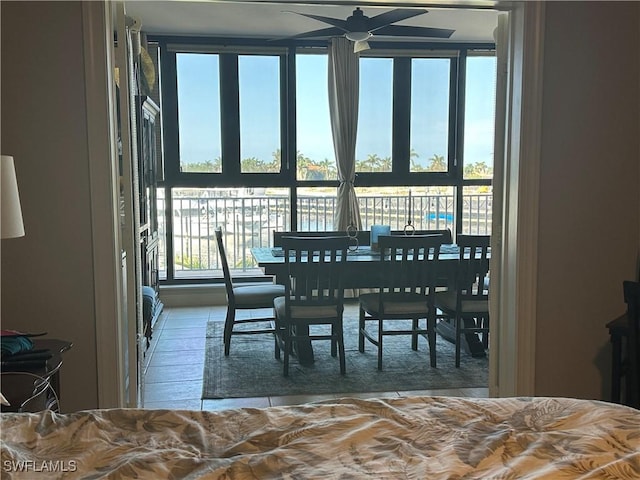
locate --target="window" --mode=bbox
[239,55,281,173]
[410,58,451,172]
[156,39,495,283]
[356,57,393,173]
[296,54,336,180]
[176,53,221,173]
[463,56,497,180]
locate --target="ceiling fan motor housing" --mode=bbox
[347,8,370,33]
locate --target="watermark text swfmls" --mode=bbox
[3,460,78,473]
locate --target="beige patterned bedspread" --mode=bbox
[1,396,639,479]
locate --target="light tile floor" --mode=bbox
[142,301,489,411]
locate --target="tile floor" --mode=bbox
[142,301,489,411]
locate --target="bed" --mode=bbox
[1,396,639,479]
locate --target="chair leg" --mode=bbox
[377,317,384,371]
[338,323,346,375]
[223,307,236,356]
[331,324,337,357]
[274,333,280,360]
[283,325,291,377]
[482,316,489,349]
[455,315,462,368]
[427,316,437,368]
[358,306,366,352]
[411,317,419,350]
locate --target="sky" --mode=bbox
[176,52,496,168]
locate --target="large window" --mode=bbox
[410,58,451,172]
[296,54,336,181]
[176,53,222,173]
[156,39,495,283]
[463,55,497,180]
[356,57,393,173]
[239,55,281,173]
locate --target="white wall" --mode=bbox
[1,1,103,411]
[535,1,640,399]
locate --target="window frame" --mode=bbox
[152,36,495,283]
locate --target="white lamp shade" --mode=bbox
[1,155,25,239]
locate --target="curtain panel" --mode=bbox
[328,37,362,230]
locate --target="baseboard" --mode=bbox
[158,284,227,307]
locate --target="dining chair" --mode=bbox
[622,280,639,409]
[273,235,350,376]
[358,234,446,370]
[434,234,490,367]
[215,227,286,356]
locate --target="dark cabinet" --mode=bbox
[136,96,163,349]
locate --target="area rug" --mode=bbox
[203,310,488,399]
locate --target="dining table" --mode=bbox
[251,243,462,288]
[250,242,487,365]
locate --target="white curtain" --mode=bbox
[328,37,362,230]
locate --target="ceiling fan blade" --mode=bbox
[282,26,346,40]
[286,11,348,32]
[373,24,455,39]
[368,9,428,31]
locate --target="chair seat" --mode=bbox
[234,284,286,308]
[274,296,340,319]
[360,292,429,315]
[435,291,488,314]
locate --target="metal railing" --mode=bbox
[159,192,492,279]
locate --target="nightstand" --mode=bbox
[1,338,72,412]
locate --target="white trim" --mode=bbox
[487,11,508,397]
[82,0,125,408]
[493,0,545,397]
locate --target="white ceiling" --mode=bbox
[124,0,500,43]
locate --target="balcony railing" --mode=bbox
[158,193,492,279]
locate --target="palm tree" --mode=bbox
[364,153,381,172]
[241,157,266,173]
[317,158,335,179]
[428,154,447,172]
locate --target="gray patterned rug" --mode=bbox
[202,307,488,399]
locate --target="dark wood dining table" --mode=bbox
[251,244,462,289]
[251,242,487,365]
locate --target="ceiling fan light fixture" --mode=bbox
[353,40,370,53]
[345,31,371,42]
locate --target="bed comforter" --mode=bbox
[1,396,639,479]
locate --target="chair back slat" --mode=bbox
[378,234,445,296]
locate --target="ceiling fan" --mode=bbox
[284,7,455,52]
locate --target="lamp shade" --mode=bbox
[1,155,25,239]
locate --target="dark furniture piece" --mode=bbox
[215,227,285,356]
[274,235,350,376]
[358,234,446,370]
[263,228,455,290]
[606,312,629,404]
[136,95,163,349]
[1,338,72,412]
[434,235,491,367]
[273,229,452,249]
[622,280,639,409]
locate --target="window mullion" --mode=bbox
[392,58,411,176]
[220,53,241,177]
